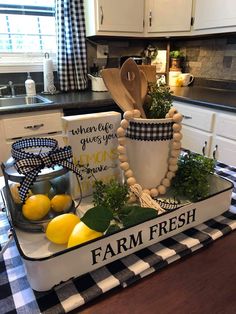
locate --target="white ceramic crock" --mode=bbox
[125,117,173,189]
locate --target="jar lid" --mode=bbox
[3,157,68,183]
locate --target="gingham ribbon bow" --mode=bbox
[11,138,80,202]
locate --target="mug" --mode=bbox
[179,73,194,86]
[169,71,182,87]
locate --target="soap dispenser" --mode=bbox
[25,72,36,96]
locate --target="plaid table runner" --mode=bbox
[0,162,236,314]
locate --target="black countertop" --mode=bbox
[171,85,236,113]
[0,91,118,115]
[0,83,236,116]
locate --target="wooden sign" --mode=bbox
[61,111,122,198]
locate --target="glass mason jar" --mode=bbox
[2,156,75,232]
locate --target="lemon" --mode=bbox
[46,213,80,244]
[22,194,51,221]
[10,183,32,204]
[51,194,73,212]
[67,221,103,248]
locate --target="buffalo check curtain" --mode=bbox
[56,0,88,91]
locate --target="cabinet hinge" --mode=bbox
[143,19,145,28]
[191,17,194,26]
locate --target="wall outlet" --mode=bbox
[97,44,109,59]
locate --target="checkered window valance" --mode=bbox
[56,0,88,91]
[126,121,173,141]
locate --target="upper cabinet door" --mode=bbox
[96,0,144,33]
[194,0,236,30]
[146,0,193,33]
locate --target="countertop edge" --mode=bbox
[0,88,236,115]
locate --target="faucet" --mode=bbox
[0,85,8,97]
[8,81,16,97]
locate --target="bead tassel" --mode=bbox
[130,184,165,214]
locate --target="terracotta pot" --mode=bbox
[170,58,181,71]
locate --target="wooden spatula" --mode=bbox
[120,58,147,118]
[101,68,135,113]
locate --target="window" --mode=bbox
[0,0,56,73]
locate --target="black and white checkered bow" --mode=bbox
[11,138,81,203]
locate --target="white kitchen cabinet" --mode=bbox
[211,113,236,167]
[211,136,236,167]
[215,113,236,141]
[174,100,236,167]
[181,125,212,156]
[173,101,215,156]
[0,110,64,172]
[84,0,236,38]
[84,0,144,37]
[194,0,236,32]
[146,0,193,34]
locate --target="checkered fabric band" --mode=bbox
[56,0,88,91]
[126,121,173,141]
[11,138,81,203]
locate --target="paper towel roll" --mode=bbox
[43,53,55,93]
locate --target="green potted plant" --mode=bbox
[169,50,184,71]
[144,83,173,119]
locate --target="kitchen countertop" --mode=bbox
[0,83,236,115]
[0,90,118,115]
[171,85,236,112]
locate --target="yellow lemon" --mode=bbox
[46,213,80,244]
[10,183,32,204]
[176,77,183,87]
[22,194,51,221]
[67,221,103,248]
[50,194,73,212]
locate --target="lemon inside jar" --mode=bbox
[22,194,51,221]
[51,194,73,212]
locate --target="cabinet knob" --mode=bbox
[149,10,152,27]
[202,141,207,156]
[213,144,218,159]
[24,123,44,130]
[100,6,104,25]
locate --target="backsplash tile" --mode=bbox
[2,34,236,91]
[87,34,236,82]
[174,35,236,81]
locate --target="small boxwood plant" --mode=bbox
[144,82,173,119]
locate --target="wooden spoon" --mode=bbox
[101,68,135,113]
[140,70,148,105]
[120,58,147,118]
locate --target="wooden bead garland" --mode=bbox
[116,107,183,199]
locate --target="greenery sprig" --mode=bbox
[144,83,173,119]
[171,151,216,202]
[81,179,157,234]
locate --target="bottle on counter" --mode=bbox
[25,72,36,96]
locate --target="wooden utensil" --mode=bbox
[101,68,135,113]
[120,58,147,118]
[140,70,148,105]
[137,65,157,83]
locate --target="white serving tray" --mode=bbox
[3,174,233,292]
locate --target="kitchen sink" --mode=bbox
[0,95,53,107]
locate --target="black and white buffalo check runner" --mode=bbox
[0,162,236,313]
